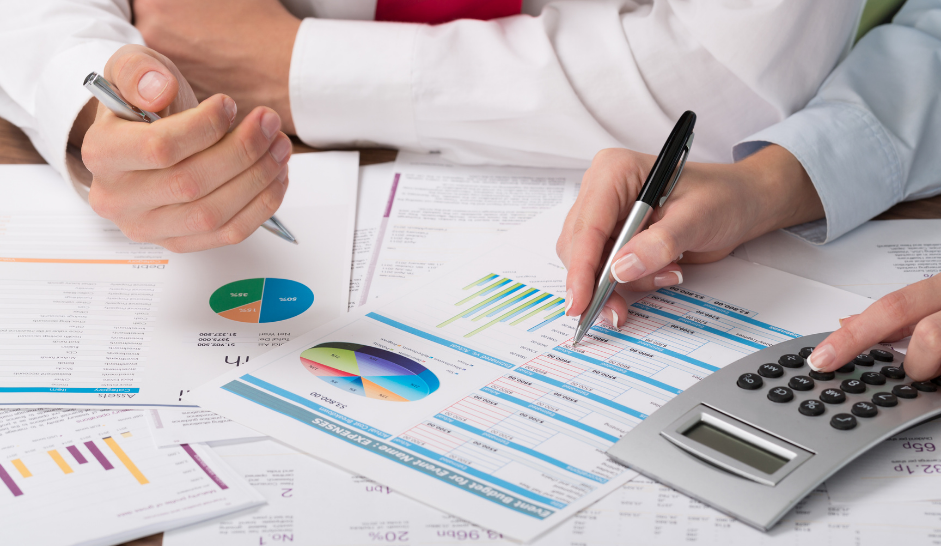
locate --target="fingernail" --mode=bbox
[612,253,646,283]
[223,97,237,123]
[276,165,288,183]
[838,315,856,327]
[270,138,291,164]
[564,289,574,315]
[138,71,169,102]
[807,344,835,372]
[261,111,281,140]
[603,306,619,331]
[654,271,683,287]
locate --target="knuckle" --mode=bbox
[648,228,679,261]
[915,319,941,352]
[143,134,178,169]
[167,169,202,202]
[260,184,285,214]
[87,184,115,218]
[185,203,223,233]
[879,290,910,325]
[162,238,186,254]
[220,223,251,246]
[234,129,265,167]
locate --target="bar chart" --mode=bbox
[437,273,565,338]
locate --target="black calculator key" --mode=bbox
[871,349,894,362]
[757,363,784,378]
[799,399,825,416]
[737,373,763,390]
[861,372,886,386]
[851,401,878,418]
[788,376,814,391]
[872,392,898,407]
[931,377,941,386]
[837,362,856,374]
[914,381,939,392]
[819,388,846,404]
[799,347,815,359]
[768,386,794,403]
[779,354,804,368]
[881,366,905,380]
[892,385,918,399]
[830,413,857,430]
[854,354,875,367]
[841,379,866,394]
[809,370,835,381]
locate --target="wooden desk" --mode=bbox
[1,114,938,546]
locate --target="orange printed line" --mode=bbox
[10,459,31,478]
[0,258,168,265]
[48,450,73,474]
[103,437,148,485]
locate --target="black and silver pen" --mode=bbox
[83,71,298,245]
[572,111,696,346]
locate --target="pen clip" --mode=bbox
[658,132,694,208]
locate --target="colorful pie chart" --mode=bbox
[210,278,313,323]
[300,342,440,402]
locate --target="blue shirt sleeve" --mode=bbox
[732,0,941,244]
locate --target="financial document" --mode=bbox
[0,408,263,546]
[188,207,873,541]
[146,409,265,447]
[737,220,941,299]
[0,153,358,407]
[358,152,583,303]
[349,163,395,310]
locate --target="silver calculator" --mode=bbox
[606,332,941,531]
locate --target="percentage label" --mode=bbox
[369,531,409,542]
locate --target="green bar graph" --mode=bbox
[438,282,523,328]
[510,297,563,326]
[463,273,498,290]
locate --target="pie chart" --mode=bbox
[300,342,440,402]
[210,278,313,323]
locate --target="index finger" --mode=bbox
[808,275,941,372]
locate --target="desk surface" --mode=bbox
[1,116,938,546]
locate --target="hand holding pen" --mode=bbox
[79,45,295,252]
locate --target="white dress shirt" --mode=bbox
[733,0,941,244]
[0,0,863,188]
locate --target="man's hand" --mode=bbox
[134,0,302,134]
[82,45,292,252]
[808,275,941,380]
[556,145,824,327]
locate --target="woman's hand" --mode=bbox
[808,275,941,380]
[556,145,823,327]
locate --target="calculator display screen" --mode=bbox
[683,421,789,474]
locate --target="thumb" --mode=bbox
[103,44,180,114]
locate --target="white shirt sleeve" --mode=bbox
[0,0,143,183]
[732,0,941,244]
[289,0,864,167]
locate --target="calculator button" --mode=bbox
[809,370,835,381]
[881,366,905,380]
[799,347,815,359]
[840,379,866,394]
[837,362,856,374]
[768,386,794,403]
[819,388,846,404]
[737,373,763,390]
[788,376,814,391]
[830,414,857,430]
[931,377,941,387]
[914,381,939,392]
[861,372,886,386]
[871,349,894,362]
[872,392,898,407]
[892,385,918,399]
[779,354,804,368]
[851,401,878,418]
[854,354,875,367]
[757,363,784,378]
[799,400,825,416]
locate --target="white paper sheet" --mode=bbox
[738,220,941,299]
[187,206,874,541]
[825,418,941,504]
[146,409,265,447]
[358,152,584,303]
[0,153,358,407]
[0,408,264,546]
[349,163,396,310]
[165,439,941,546]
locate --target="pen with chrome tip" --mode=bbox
[82,72,298,245]
[571,111,696,347]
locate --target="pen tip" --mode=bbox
[291,239,299,245]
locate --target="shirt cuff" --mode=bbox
[35,40,128,184]
[290,17,421,149]
[732,101,902,244]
